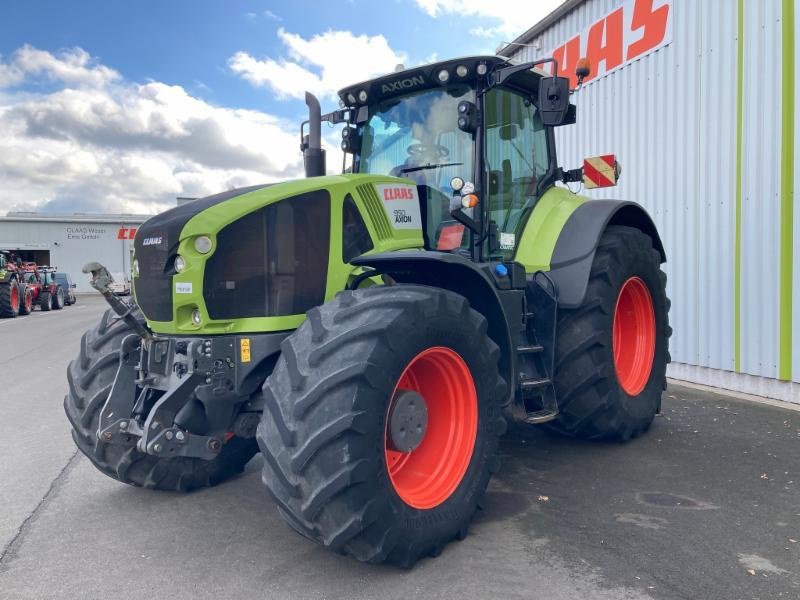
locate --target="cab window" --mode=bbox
[483,87,550,258]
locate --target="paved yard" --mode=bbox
[1,295,798,599]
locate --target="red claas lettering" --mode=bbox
[627,0,670,60]
[383,187,414,201]
[550,0,671,86]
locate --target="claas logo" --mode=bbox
[117,227,137,240]
[550,0,672,87]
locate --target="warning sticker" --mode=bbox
[240,338,251,363]
[175,282,192,294]
[375,184,422,230]
[500,232,516,250]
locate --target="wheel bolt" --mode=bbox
[165,431,174,440]
[119,421,128,430]
[153,444,162,453]
[176,431,185,441]
[102,432,112,441]
[208,439,221,452]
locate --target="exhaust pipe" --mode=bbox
[303,92,326,178]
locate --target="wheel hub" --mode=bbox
[387,389,428,453]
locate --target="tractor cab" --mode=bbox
[316,56,583,262]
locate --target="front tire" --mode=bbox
[258,285,507,566]
[19,286,33,315]
[549,225,671,441]
[40,290,52,311]
[65,308,259,491]
[52,287,65,310]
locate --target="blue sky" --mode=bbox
[0,0,560,214]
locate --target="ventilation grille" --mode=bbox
[356,184,392,241]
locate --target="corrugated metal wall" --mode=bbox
[508,0,799,398]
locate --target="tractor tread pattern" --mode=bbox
[0,280,19,318]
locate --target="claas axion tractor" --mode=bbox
[66,55,670,566]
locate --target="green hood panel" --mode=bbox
[134,174,424,335]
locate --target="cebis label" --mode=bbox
[375,184,422,230]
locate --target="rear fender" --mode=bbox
[350,251,514,402]
[549,200,666,308]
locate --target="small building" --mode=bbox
[0,212,149,293]
[501,0,799,403]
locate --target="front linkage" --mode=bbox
[84,262,286,460]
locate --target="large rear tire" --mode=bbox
[0,280,20,318]
[65,308,259,491]
[258,285,507,566]
[549,225,671,441]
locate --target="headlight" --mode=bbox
[437,69,450,83]
[132,259,139,277]
[456,64,468,78]
[191,309,202,325]
[476,62,488,76]
[194,236,213,254]
[358,89,368,103]
[174,255,186,273]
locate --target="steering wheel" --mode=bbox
[407,143,449,159]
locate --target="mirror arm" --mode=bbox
[492,57,560,87]
[450,208,480,235]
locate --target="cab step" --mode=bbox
[519,377,551,390]
[516,344,544,354]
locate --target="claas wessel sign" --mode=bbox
[549,0,673,86]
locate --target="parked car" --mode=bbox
[53,272,77,305]
[108,272,131,296]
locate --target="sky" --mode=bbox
[0,0,561,215]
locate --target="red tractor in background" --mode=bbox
[21,264,66,312]
[0,251,33,317]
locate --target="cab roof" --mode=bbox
[337,55,549,109]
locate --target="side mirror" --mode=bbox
[538,76,571,126]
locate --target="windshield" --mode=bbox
[356,85,475,250]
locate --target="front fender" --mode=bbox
[350,251,514,402]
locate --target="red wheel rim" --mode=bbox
[385,347,477,509]
[23,290,31,311]
[613,277,656,396]
[10,284,19,311]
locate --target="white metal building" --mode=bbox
[0,213,148,293]
[501,0,799,402]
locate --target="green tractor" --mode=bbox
[66,56,670,566]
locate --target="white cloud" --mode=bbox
[0,46,331,216]
[229,28,407,101]
[413,0,562,41]
[0,44,119,88]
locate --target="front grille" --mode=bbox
[203,191,331,319]
[356,183,393,240]
[133,224,175,322]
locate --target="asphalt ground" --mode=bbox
[0,294,798,600]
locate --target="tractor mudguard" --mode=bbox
[549,200,666,309]
[350,250,515,398]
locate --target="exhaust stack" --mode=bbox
[303,92,326,177]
